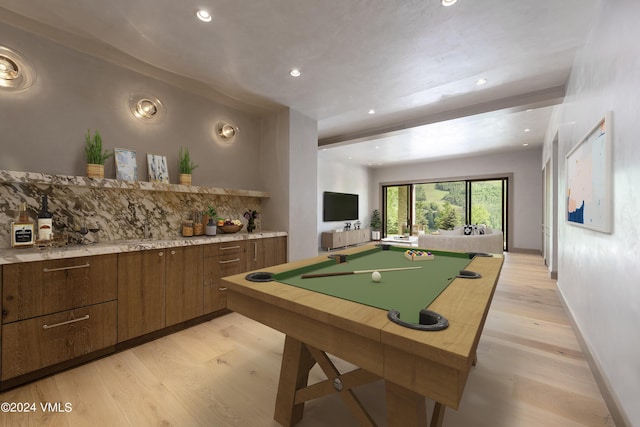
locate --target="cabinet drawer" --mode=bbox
[203,241,245,258]
[203,244,246,314]
[2,254,117,323]
[204,253,245,286]
[1,300,117,380]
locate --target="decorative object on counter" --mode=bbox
[216,122,238,143]
[244,209,259,233]
[37,195,53,242]
[88,216,101,242]
[178,147,198,185]
[129,93,165,124]
[182,220,194,237]
[84,129,112,179]
[0,45,37,91]
[147,153,169,183]
[77,218,89,244]
[218,219,243,234]
[114,148,138,181]
[370,209,381,240]
[192,211,203,236]
[205,205,218,236]
[11,201,35,248]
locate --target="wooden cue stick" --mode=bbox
[301,266,422,279]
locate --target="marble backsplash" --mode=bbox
[0,178,262,248]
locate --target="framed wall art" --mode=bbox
[566,112,612,233]
[147,153,169,183]
[114,148,137,181]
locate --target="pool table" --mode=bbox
[222,243,504,427]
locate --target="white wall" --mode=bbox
[261,108,318,261]
[317,151,372,248]
[371,149,543,251]
[289,109,319,260]
[543,1,639,424]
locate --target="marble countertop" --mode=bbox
[0,231,287,265]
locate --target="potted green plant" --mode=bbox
[178,147,198,185]
[370,209,381,240]
[204,205,217,236]
[84,129,112,178]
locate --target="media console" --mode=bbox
[320,229,370,251]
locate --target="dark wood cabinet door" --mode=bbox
[166,245,203,326]
[117,250,166,342]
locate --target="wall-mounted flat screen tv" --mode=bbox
[323,191,359,221]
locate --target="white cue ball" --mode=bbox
[371,271,382,282]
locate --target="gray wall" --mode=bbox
[0,21,261,191]
[543,0,639,424]
[260,108,318,261]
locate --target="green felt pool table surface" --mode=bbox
[273,246,474,324]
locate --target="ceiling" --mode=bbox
[0,0,599,167]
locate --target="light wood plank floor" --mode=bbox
[0,252,615,427]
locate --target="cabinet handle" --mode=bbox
[253,242,257,262]
[170,250,176,255]
[43,314,90,330]
[43,263,90,273]
[218,258,240,264]
[159,252,164,256]
[221,245,241,251]
[218,287,228,291]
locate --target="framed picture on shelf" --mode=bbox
[566,111,613,233]
[147,153,169,183]
[114,148,137,181]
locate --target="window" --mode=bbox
[382,177,508,250]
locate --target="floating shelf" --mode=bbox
[0,170,270,198]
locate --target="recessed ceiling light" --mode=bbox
[442,0,458,6]
[523,143,529,147]
[289,68,301,77]
[368,109,376,115]
[196,10,212,22]
[524,128,531,132]
[476,78,487,85]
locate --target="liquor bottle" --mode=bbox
[11,202,35,248]
[37,195,53,241]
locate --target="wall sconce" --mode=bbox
[129,94,164,124]
[0,46,37,91]
[216,122,238,142]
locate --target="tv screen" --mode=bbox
[323,192,359,221]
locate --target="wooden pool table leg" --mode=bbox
[385,381,428,427]
[385,382,447,427]
[430,402,446,427]
[274,336,315,426]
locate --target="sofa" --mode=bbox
[417,227,504,254]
